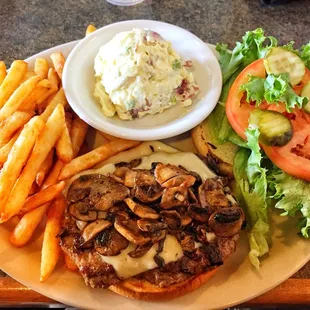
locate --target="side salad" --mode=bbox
[209,29,310,268]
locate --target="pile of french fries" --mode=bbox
[0,25,140,282]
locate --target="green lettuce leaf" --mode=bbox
[240,73,308,111]
[233,129,269,268]
[239,75,265,105]
[268,168,310,238]
[301,42,310,69]
[216,28,277,84]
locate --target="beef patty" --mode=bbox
[60,162,245,288]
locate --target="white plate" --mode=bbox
[0,40,309,310]
[62,20,222,141]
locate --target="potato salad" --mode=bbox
[94,29,199,120]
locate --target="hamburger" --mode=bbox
[59,141,245,300]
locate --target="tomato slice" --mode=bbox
[226,59,310,181]
[226,59,267,140]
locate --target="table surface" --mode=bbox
[1,0,310,307]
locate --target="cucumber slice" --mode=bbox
[249,109,293,146]
[301,82,310,113]
[264,47,305,86]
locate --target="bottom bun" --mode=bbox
[191,121,237,166]
[109,267,218,301]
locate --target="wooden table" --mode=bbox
[1,263,310,308]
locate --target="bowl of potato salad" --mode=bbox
[63,20,222,140]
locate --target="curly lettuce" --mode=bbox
[216,28,277,84]
[268,168,310,238]
[240,73,308,111]
[233,129,269,269]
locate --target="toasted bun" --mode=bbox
[191,121,237,166]
[109,267,218,301]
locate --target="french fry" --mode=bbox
[40,88,67,121]
[0,111,34,147]
[22,79,57,111]
[36,148,54,186]
[0,75,41,122]
[55,118,73,163]
[0,60,28,109]
[22,71,36,82]
[0,130,21,164]
[10,203,50,247]
[0,61,7,86]
[98,131,120,142]
[47,68,60,89]
[21,181,65,214]
[59,139,141,180]
[86,24,96,36]
[42,159,65,189]
[50,52,65,80]
[71,115,89,157]
[9,121,88,247]
[1,104,65,222]
[29,182,37,196]
[64,253,78,271]
[40,195,67,282]
[10,159,65,247]
[34,58,49,79]
[0,116,45,214]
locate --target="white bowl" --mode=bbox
[63,20,222,141]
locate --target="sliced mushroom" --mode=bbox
[67,174,94,202]
[188,188,198,203]
[154,163,187,185]
[161,174,196,188]
[136,170,157,187]
[180,212,192,226]
[124,169,137,188]
[134,185,163,203]
[68,202,97,221]
[195,224,208,244]
[198,179,230,209]
[128,243,153,258]
[109,167,131,184]
[125,169,157,188]
[160,210,182,230]
[95,228,129,256]
[188,171,202,185]
[180,234,196,252]
[114,218,151,245]
[137,219,167,232]
[188,204,210,223]
[208,207,245,237]
[106,205,131,222]
[151,229,167,243]
[76,220,88,230]
[82,220,112,243]
[124,198,159,219]
[160,186,188,209]
[97,211,107,219]
[74,235,94,249]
